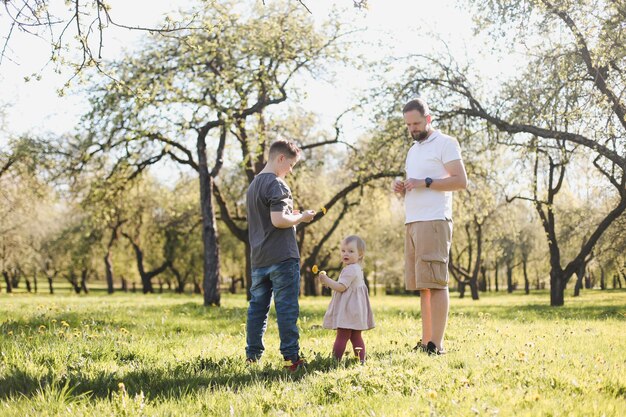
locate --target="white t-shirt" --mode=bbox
[404,130,462,223]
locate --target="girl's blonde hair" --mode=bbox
[343,235,366,264]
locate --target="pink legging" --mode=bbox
[333,328,366,361]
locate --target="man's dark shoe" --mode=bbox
[426,341,446,356]
[284,358,305,372]
[413,341,427,352]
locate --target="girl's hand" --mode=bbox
[318,272,328,286]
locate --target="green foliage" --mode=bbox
[0,291,625,416]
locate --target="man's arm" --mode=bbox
[270,210,316,228]
[404,159,468,191]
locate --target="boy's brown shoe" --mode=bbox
[283,358,305,372]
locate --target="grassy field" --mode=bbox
[0,290,624,416]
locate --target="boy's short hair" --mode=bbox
[343,235,366,258]
[268,139,301,160]
[402,98,430,116]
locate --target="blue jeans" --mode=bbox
[246,258,301,362]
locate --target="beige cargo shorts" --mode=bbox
[404,219,453,290]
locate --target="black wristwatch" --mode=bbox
[425,177,433,188]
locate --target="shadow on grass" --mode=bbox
[0,354,345,401]
[452,302,626,321]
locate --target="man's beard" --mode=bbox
[411,130,429,142]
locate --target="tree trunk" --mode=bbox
[600,267,605,290]
[584,271,592,289]
[80,270,89,294]
[469,278,479,300]
[573,262,585,297]
[193,279,202,294]
[458,281,466,298]
[573,275,583,296]
[479,266,487,292]
[104,251,115,294]
[123,233,170,294]
[245,240,252,301]
[198,134,221,307]
[304,269,317,296]
[523,259,530,295]
[469,218,482,300]
[127,238,153,293]
[550,270,567,306]
[494,261,499,292]
[47,275,54,294]
[506,264,514,293]
[2,271,12,293]
[68,271,81,294]
[170,265,185,294]
[33,269,38,293]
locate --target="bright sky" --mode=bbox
[0,0,477,142]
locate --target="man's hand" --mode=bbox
[392,179,406,194]
[404,178,423,191]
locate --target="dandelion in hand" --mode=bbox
[312,265,326,275]
[320,207,327,215]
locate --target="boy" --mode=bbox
[245,139,316,370]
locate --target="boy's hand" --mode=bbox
[300,209,316,223]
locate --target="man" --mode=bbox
[245,139,316,370]
[393,98,467,355]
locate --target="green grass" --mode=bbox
[0,290,625,416]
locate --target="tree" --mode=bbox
[0,0,368,81]
[75,0,348,305]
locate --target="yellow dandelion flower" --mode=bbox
[312,265,319,274]
[7,330,13,336]
[61,321,70,327]
[320,207,327,215]
[120,327,129,334]
[51,319,57,324]
[118,382,125,390]
[38,325,46,332]
[426,390,437,399]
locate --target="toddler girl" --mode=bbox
[317,235,374,363]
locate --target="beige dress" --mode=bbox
[322,264,375,330]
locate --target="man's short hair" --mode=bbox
[402,98,430,116]
[268,139,301,160]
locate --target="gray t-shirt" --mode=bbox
[246,173,300,269]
